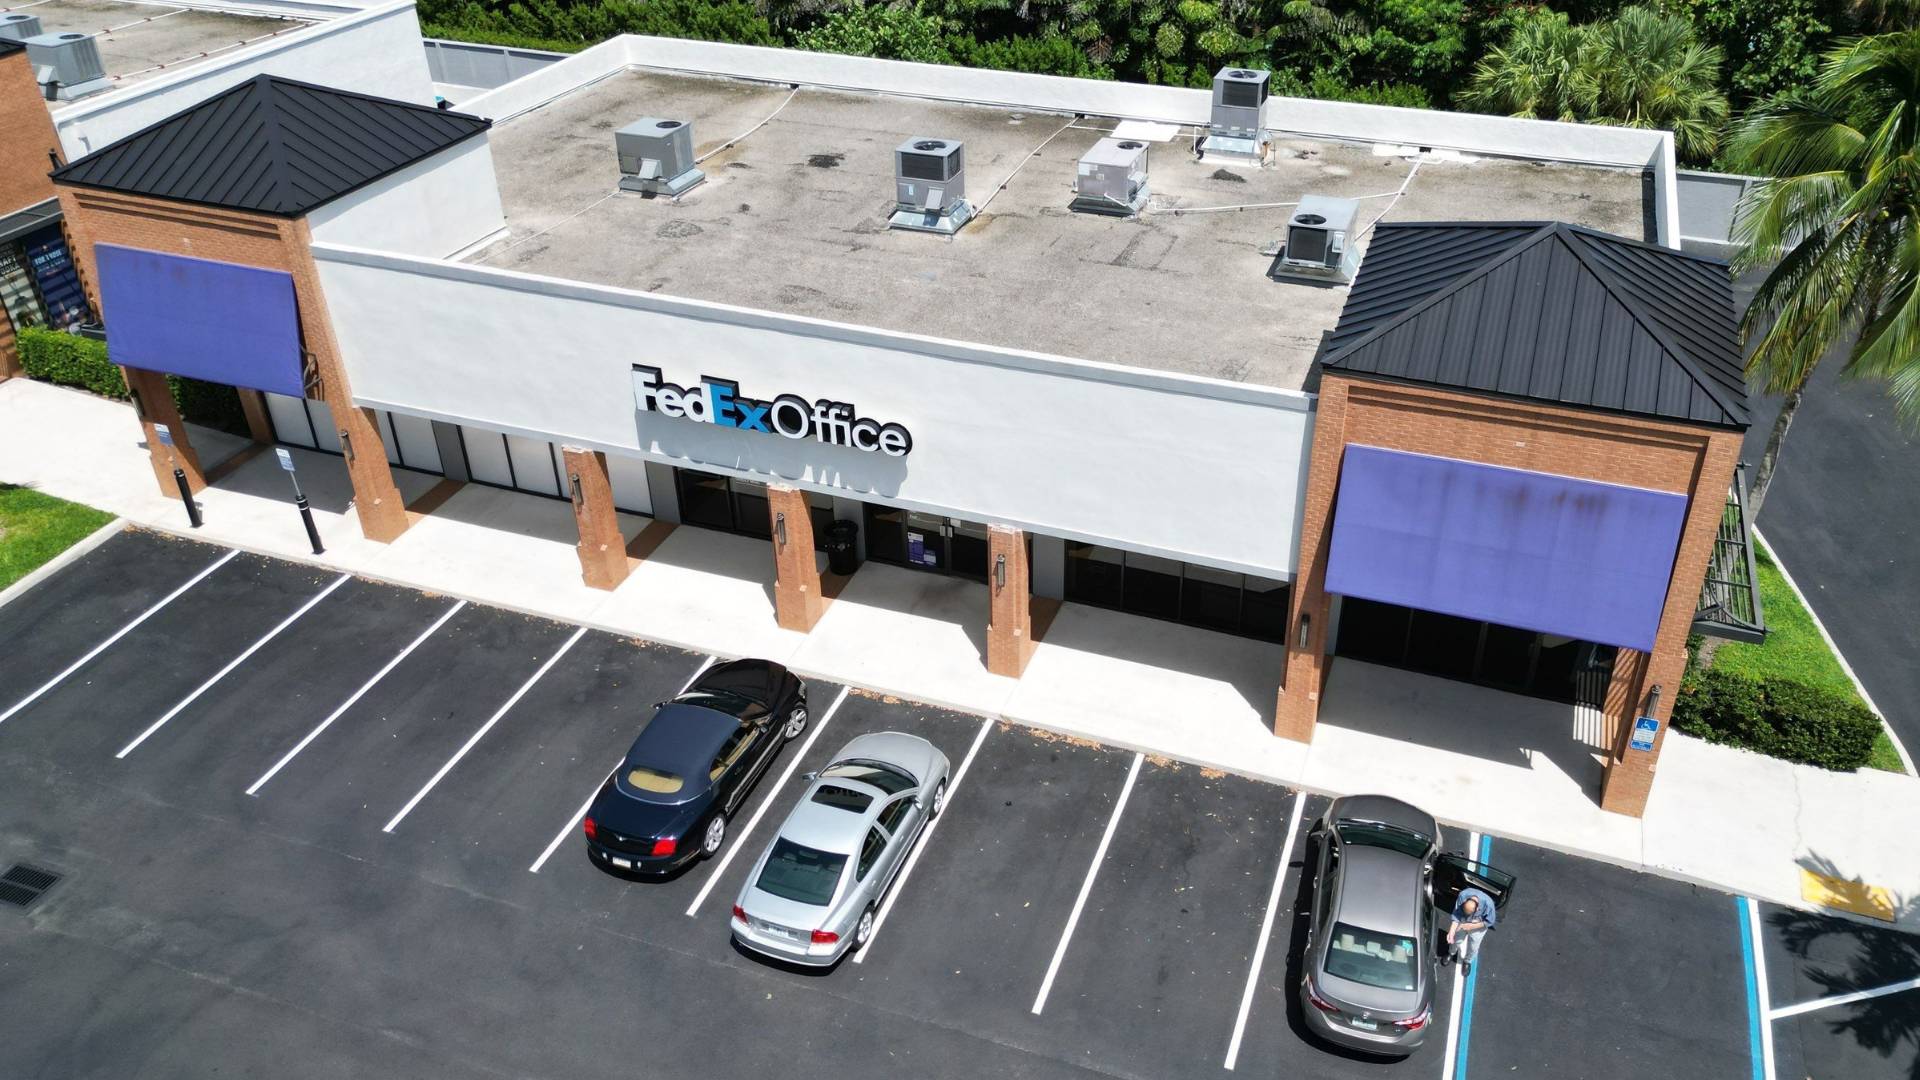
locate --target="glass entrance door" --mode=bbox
[905,512,950,572]
[865,506,990,581]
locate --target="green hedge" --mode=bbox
[16,326,252,438]
[1671,666,1881,771]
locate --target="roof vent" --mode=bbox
[1071,137,1150,217]
[1271,194,1363,285]
[890,137,973,235]
[0,13,44,42]
[25,32,107,101]
[616,116,705,197]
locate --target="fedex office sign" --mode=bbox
[632,365,914,458]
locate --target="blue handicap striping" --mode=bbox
[1738,895,1764,1080]
[1453,832,1494,1080]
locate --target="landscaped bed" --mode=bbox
[0,485,115,591]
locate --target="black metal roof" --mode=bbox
[1322,221,1750,428]
[51,74,490,217]
[0,40,22,59]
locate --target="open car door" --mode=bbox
[1430,852,1516,915]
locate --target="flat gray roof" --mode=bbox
[32,0,306,89]
[474,69,1649,390]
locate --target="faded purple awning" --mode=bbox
[95,244,305,397]
[1323,445,1689,652]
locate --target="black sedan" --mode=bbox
[584,659,808,875]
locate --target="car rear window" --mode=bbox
[1325,923,1419,991]
[756,839,846,906]
[1335,821,1431,859]
[625,766,684,795]
[809,784,873,813]
[821,760,914,795]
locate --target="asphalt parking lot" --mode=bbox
[2,527,1915,1079]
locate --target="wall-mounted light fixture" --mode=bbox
[775,512,787,548]
[1296,611,1312,650]
[127,385,147,421]
[339,431,354,462]
[994,553,1007,591]
[568,472,583,504]
[1645,684,1663,715]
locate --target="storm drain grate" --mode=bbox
[0,864,61,909]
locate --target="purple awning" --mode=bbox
[1323,445,1689,652]
[95,244,305,397]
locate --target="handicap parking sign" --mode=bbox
[1629,716,1660,752]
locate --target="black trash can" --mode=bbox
[824,519,860,576]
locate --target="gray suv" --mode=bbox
[1298,795,1513,1057]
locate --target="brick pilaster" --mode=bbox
[986,525,1035,677]
[768,484,824,631]
[123,365,205,493]
[1275,377,1351,742]
[561,446,630,591]
[0,304,20,382]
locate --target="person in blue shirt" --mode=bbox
[1446,887,1497,974]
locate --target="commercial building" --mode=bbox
[9,2,1764,817]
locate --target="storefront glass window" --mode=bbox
[22,225,86,329]
[1243,576,1289,642]
[732,477,772,540]
[1333,597,1615,705]
[1121,551,1182,620]
[0,242,43,332]
[865,504,907,564]
[1065,542,1124,609]
[1065,544,1290,643]
[679,470,733,531]
[1181,563,1243,633]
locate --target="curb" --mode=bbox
[0,516,126,612]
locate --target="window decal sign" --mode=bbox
[632,365,913,458]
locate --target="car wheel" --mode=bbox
[702,813,728,858]
[929,779,948,819]
[853,906,876,949]
[783,704,807,740]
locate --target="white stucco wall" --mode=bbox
[308,135,506,259]
[53,1,436,159]
[313,243,1316,578]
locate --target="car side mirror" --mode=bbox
[801,771,817,782]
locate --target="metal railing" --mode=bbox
[1693,462,1767,643]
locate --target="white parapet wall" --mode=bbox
[308,135,507,260]
[53,0,437,159]
[312,241,1317,579]
[460,34,1681,248]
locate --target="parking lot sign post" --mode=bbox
[155,424,202,529]
[276,448,325,555]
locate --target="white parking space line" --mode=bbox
[115,573,350,759]
[528,654,717,874]
[1770,975,1920,1020]
[854,714,995,964]
[1032,750,1144,1016]
[245,600,467,796]
[1222,792,1306,1069]
[0,548,239,728]
[1439,829,1481,1080]
[382,625,588,833]
[684,683,849,917]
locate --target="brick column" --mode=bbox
[0,307,20,382]
[1275,378,1351,742]
[561,446,630,591]
[1599,430,1743,817]
[768,484,824,631]
[123,365,206,493]
[986,525,1035,677]
[237,388,274,444]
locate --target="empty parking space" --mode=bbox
[1760,901,1920,1080]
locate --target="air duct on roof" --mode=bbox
[25,33,108,101]
[615,118,705,197]
[1204,67,1270,166]
[0,14,44,42]
[1071,139,1149,216]
[889,138,972,235]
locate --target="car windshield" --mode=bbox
[1335,820,1431,859]
[756,839,847,906]
[809,784,873,813]
[820,760,914,795]
[1325,922,1420,991]
[676,689,756,716]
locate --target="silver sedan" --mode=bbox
[730,731,951,967]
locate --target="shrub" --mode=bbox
[1671,666,1881,771]
[16,326,251,437]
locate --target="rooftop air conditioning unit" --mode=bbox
[0,14,44,42]
[25,33,107,101]
[1071,138,1150,216]
[1203,67,1270,165]
[1271,195,1363,285]
[615,117,705,197]
[890,137,972,235]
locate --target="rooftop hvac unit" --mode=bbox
[1203,67,1270,165]
[25,33,107,101]
[1071,138,1150,216]
[889,138,973,235]
[0,14,44,42]
[615,117,705,197]
[1271,195,1363,285]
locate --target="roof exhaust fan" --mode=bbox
[25,33,108,101]
[1203,67,1270,166]
[1270,195,1362,285]
[1071,139,1149,216]
[616,118,705,197]
[889,138,973,235]
[0,14,44,42]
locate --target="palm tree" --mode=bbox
[1728,31,1920,515]
[1459,6,1729,161]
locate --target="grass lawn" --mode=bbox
[1711,540,1907,773]
[0,485,115,592]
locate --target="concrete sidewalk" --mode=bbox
[1,376,1911,931]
